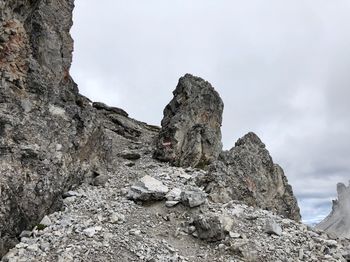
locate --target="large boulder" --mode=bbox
[154,74,224,168]
[197,132,301,221]
[316,182,350,237]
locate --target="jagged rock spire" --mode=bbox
[154,74,224,168]
[316,182,350,237]
[197,132,301,221]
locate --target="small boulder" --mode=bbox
[19,231,32,238]
[39,216,52,227]
[193,214,234,242]
[181,188,207,208]
[92,174,108,186]
[264,219,282,236]
[62,191,80,199]
[83,227,96,238]
[166,188,182,201]
[120,150,141,161]
[127,175,169,201]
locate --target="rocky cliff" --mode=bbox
[316,182,350,238]
[0,0,156,256]
[2,1,349,261]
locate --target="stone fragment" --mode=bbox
[342,250,350,260]
[39,216,52,227]
[193,214,233,242]
[62,191,80,199]
[299,249,304,260]
[19,231,32,238]
[27,244,39,252]
[110,213,125,224]
[83,227,96,238]
[165,188,182,201]
[92,102,129,117]
[92,174,108,186]
[165,201,180,208]
[120,151,141,160]
[154,74,224,168]
[229,232,241,239]
[127,175,169,201]
[181,188,207,208]
[264,219,282,236]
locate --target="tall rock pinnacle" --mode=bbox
[154,74,224,168]
[316,182,350,237]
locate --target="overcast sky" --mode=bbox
[71,0,350,224]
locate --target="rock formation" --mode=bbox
[0,0,330,260]
[153,76,299,221]
[0,0,156,256]
[154,74,224,168]
[196,132,301,221]
[316,182,350,238]
[3,163,350,261]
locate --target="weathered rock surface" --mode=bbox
[180,188,207,208]
[316,182,350,238]
[197,132,301,221]
[193,214,234,242]
[127,175,169,201]
[3,159,350,261]
[0,0,157,256]
[154,74,224,168]
[264,219,282,236]
[0,0,308,260]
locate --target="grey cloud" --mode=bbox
[70,0,350,222]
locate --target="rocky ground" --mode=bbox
[2,1,350,261]
[3,146,350,262]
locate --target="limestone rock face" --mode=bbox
[0,0,80,255]
[316,182,350,237]
[154,74,224,168]
[0,0,156,256]
[197,132,301,221]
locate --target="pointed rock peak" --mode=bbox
[317,182,350,237]
[235,132,266,148]
[211,131,301,221]
[174,74,219,97]
[337,182,348,195]
[154,74,224,168]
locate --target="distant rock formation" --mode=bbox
[316,182,350,237]
[196,132,301,221]
[154,74,224,168]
